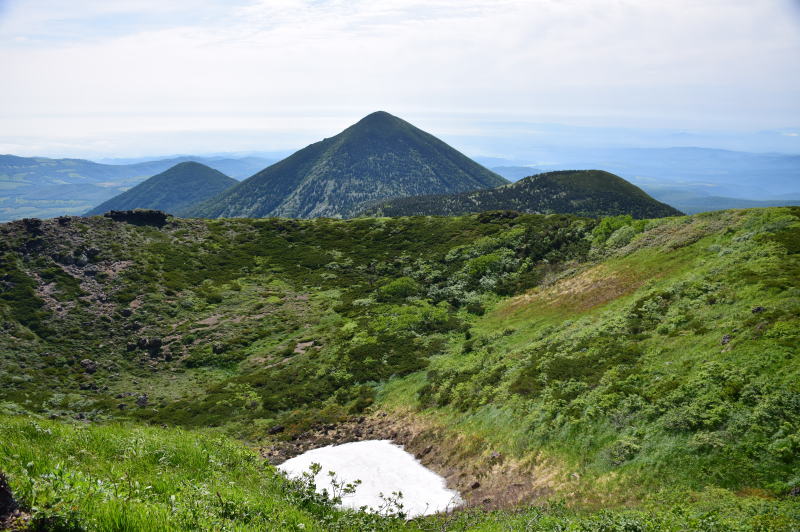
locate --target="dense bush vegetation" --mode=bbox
[0,207,798,529]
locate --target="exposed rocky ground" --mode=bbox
[261,410,568,511]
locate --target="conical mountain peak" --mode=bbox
[185,113,508,219]
[86,162,237,216]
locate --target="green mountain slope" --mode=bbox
[360,169,683,218]
[185,111,508,219]
[0,207,798,529]
[85,162,237,216]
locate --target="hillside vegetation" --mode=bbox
[186,112,507,219]
[85,162,238,216]
[0,207,798,529]
[360,170,682,219]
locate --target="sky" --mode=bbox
[1,0,799,159]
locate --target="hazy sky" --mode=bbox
[1,0,799,158]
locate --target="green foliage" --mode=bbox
[361,170,682,219]
[378,276,422,300]
[0,253,51,336]
[1,207,799,530]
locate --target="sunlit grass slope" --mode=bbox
[379,208,800,501]
[2,415,798,531]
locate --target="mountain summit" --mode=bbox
[85,162,237,216]
[185,111,508,219]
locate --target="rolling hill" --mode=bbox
[85,162,237,216]
[359,169,683,218]
[185,111,508,219]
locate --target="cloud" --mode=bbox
[0,0,799,156]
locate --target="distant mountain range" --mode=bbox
[359,170,681,219]
[483,147,800,215]
[185,112,508,219]
[0,154,275,222]
[3,121,799,222]
[85,162,237,216]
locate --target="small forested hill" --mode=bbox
[185,111,508,219]
[361,169,682,219]
[85,162,237,216]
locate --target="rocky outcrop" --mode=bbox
[103,210,168,227]
[79,359,97,374]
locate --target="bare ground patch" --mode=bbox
[260,410,573,511]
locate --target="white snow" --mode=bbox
[278,440,462,518]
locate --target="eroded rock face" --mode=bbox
[103,210,168,227]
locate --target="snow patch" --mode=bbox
[278,440,462,517]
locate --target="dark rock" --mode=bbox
[56,216,71,226]
[104,209,168,227]
[20,218,43,235]
[471,481,481,490]
[53,253,75,265]
[268,425,285,435]
[789,486,800,497]
[117,403,127,410]
[752,306,766,314]
[126,342,137,352]
[721,335,732,346]
[85,247,101,259]
[80,359,97,374]
[75,254,89,267]
[0,472,18,518]
[137,337,161,353]
[136,394,149,407]
[121,308,133,317]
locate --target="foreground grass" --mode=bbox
[2,415,799,531]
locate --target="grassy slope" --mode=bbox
[378,208,800,500]
[2,415,797,531]
[0,208,799,529]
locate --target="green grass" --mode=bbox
[1,208,799,529]
[2,414,798,531]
